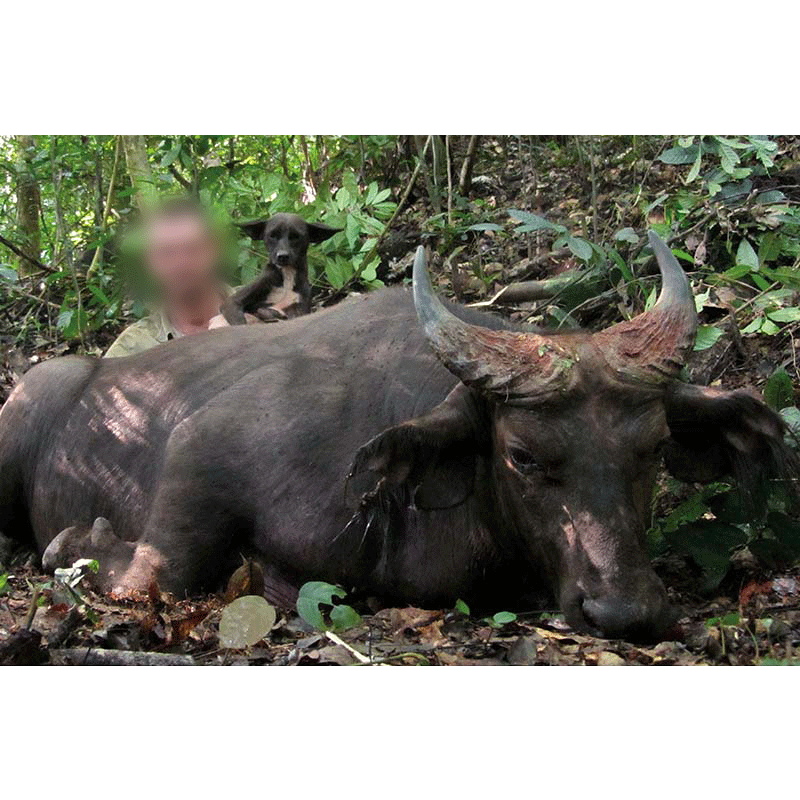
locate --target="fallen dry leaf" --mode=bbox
[224,559,265,603]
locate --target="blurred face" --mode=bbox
[144,213,221,305]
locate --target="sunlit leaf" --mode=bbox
[766,307,800,324]
[693,325,725,351]
[330,604,362,632]
[567,236,593,261]
[736,239,759,271]
[219,595,276,649]
[614,227,639,245]
[455,599,470,615]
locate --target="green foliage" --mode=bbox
[0,135,400,348]
[27,557,102,622]
[484,611,518,628]
[764,369,794,411]
[509,210,599,265]
[0,573,8,595]
[454,598,470,615]
[705,612,740,629]
[693,325,725,351]
[658,136,778,196]
[296,581,362,632]
[652,474,800,593]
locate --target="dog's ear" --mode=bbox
[235,218,268,241]
[306,222,341,244]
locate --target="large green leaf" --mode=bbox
[567,236,593,261]
[693,325,725,351]
[659,144,700,165]
[665,520,747,594]
[296,581,361,632]
[736,238,759,271]
[764,369,794,411]
[508,209,563,232]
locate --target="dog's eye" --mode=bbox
[508,447,541,475]
[270,231,280,239]
[289,232,300,242]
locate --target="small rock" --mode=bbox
[507,635,541,665]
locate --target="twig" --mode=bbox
[1,281,61,310]
[728,281,779,319]
[88,136,121,277]
[632,135,671,207]
[446,135,453,228]
[23,585,41,630]
[324,630,370,663]
[0,233,56,274]
[168,163,192,191]
[414,135,440,213]
[588,137,598,242]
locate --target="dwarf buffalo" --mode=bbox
[0,233,794,640]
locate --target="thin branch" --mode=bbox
[1,281,61,310]
[458,135,480,195]
[0,233,56,273]
[445,135,453,227]
[88,136,121,277]
[168,163,192,191]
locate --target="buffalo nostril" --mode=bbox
[580,596,604,634]
[580,595,669,642]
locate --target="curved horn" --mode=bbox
[595,231,697,381]
[413,247,576,399]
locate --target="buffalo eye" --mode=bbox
[508,447,541,475]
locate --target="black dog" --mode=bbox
[221,213,340,325]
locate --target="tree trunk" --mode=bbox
[50,137,68,267]
[93,138,105,228]
[14,135,41,276]
[458,135,481,195]
[121,135,158,210]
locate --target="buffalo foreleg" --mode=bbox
[42,517,136,592]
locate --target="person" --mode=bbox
[105,198,233,358]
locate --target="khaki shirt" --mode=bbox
[104,287,235,359]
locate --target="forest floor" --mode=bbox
[2,137,800,665]
[1,562,798,665]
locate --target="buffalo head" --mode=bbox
[353,233,796,641]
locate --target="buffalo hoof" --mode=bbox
[42,518,133,592]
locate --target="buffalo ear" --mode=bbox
[306,222,341,244]
[235,218,268,241]
[349,384,486,510]
[664,382,799,506]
